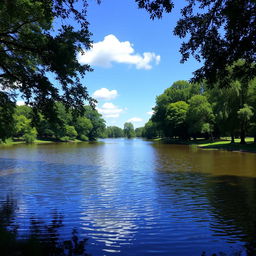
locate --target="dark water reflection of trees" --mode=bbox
[0,196,90,256]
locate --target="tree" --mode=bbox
[74,117,93,140]
[152,80,202,137]
[166,101,189,139]
[123,122,135,138]
[106,126,124,138]
[0,92,15,141]
[136,1,256,84]
[187,95,215,139]
[237,104,254,144]
[0,0,96,118]
[135,127,144,137]
[83,106,106,140]
[142,120,158,139]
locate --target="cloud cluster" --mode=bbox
[78,34,160,70]
[127,117,143,123]
[93,88,118,100]
[97,102,124,118]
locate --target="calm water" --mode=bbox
[0,138,256,255]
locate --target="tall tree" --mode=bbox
[123,122,135,138]
[0,0,96,116]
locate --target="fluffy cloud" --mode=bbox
[16,100,25,106]
[147,111,154,115]
[78,34,160,70]
[93,88,118,100]
[97,102,124,118]
[127,117,143,123]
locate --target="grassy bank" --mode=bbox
[154,137,256,153]
[0,138,85,146]
[197,137,256,153]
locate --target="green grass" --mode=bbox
[0,138,86,146]
[197,137,256,153]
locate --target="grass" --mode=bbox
[0,138,86,146]
[196,137,256,153]
[153,137,256,153]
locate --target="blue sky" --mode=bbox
[79,0,200,128]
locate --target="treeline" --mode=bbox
[140,61,256,144]
[1,102,105,143]
[103,122,138,139]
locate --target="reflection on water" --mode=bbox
[0,139,256,255]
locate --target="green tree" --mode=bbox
[237,104,254,144]
[187,95,215,139]
[106,126,124,138]
[123,122,135,138]
[0,92,15,142]
[0,0,95,118]
[64,125,78,141]
[135,127,144,137]
[83,106,106,141]
[166,101,189,139]
[74,117,93,140]
[23,127,37,143]
[13,114,31,137]
[142,120,158,139]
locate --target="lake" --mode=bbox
[0,138,256,255]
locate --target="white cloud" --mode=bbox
[127,117,143,123]
[93,88,118,100]
[16,100,25,106]
[78,34,160,70]
[147,111,154,115]
[97,102,124,118]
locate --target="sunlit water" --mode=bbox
[0,138,256,255]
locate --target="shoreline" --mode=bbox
[153,137,256,153]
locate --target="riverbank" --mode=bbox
[0,138,86,146]
[155,137,256,153]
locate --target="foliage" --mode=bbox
[105,126,124,138]
[123,122,135,138]
[187,95,214,137]
[142,120,158,139]
[0,0,95,119]
[23,127,37,144]
[135,127,144,137]
[166,101,189,139]
[0,92,15,142]
[1,103,105,143]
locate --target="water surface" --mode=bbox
[0,139,256,255]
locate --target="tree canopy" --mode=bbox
[136,0,256,83]
[0,0,96,115]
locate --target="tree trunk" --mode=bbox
[231,133,235,144]
[240,128,246,144]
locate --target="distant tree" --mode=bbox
[152,80,202,137]
[123,122,135,138]
[142,120,158,139]
[237,104,254,144]
[106,126,124,138]
[83,106,106,141]
[187,95,215,139]
[74,117,93,140]
[135,127,144,137]
[166,101,189,139]
[65,125,78,141]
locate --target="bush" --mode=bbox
[23,128,37,144]
[80,135,89,141]
[60,136,69,142]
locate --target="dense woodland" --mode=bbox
[141,61,256,144]
[2,103,106,143]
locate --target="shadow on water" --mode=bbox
[0,196,90,256]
